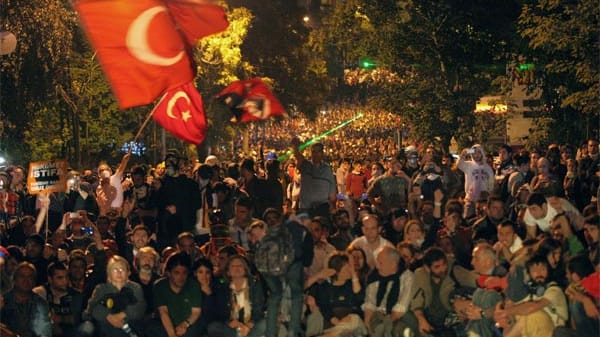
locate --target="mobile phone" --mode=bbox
[80,226,94,236]
[69,212,80,219]
[467,148,475,154]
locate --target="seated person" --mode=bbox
[207,255,266,337]
[494,254,568,337]
[193,258,224,335]
[86,255,146,337]
[363,247,416,337]
[176,231,204,264]
[493,220,524,268]
[305,216,336,280]
[200,224,245,273]
[129,246,161,319]
[1,262,52,337]
[410,247,477,337]
[305,252,367,337]
[33,262,85,337]
[148,252,202,337]
[436,211,473,268]
[555,255,599,337]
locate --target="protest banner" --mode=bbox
[27,160,68,194]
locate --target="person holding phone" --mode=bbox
[64,211,94,252]
[458,145,495,219]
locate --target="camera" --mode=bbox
[526,280,546,297]
[80,226,94,236]
[68,175,81,191]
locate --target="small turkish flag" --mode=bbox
[152,82,207,144]
[216,78,286,123]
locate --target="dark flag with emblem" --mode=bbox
[216,78,286,122]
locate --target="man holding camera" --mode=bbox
[458,145,495,219]
[63,170,99,223]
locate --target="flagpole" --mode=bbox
[132,107,157,144]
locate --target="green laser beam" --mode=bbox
[277,112,365,162]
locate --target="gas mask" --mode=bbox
[100,170,111,179]
[165,165,177,177]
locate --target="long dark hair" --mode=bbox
[347,247,370,283]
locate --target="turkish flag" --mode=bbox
[216,78,286,123]
[152,82,207,144]
[75,0,194,109]
[165,0,229,46]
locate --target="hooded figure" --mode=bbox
[458,144,495,218]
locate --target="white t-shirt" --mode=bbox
[110,172,124,208]
[523,198,583,232]
[349,236,394,270]
[523,203,558,233]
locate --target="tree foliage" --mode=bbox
[1,0,78,163]
[518,0,599,144]
[315,0,520,150]
[520,0,599,115]
[193,5,255,156]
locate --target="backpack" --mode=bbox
[255,224,295,276]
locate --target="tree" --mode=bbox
[519,0,599,143]
[1,0,78,163]
[194,5,255,158]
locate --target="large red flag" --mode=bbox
[153,82,207,144]
[216,78,286,123]
[75,0,194,109]
[165,0,229,46]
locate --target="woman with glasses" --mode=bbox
[86,255,146,336]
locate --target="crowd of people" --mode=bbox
[238,107,402,163]
[0,125,598,337]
